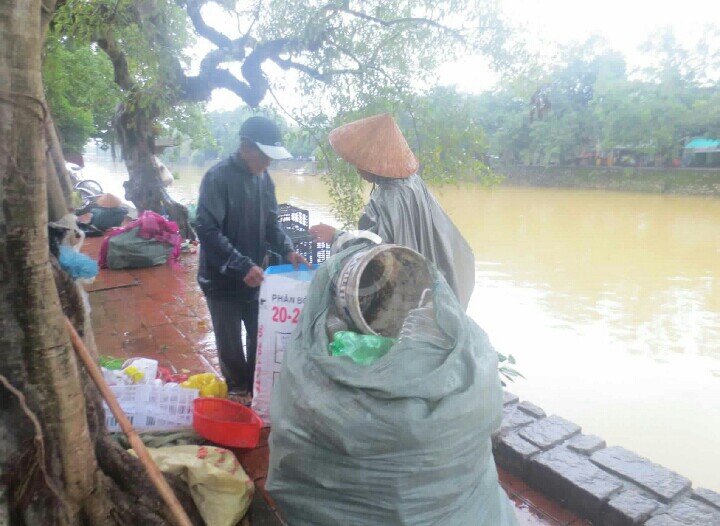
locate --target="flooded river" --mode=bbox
[86,157,720,490]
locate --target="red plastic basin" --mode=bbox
[192,398,264,448]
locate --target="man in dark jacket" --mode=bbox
[196,116,308,404]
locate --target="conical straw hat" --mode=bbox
[95,193,123,208]
[329,113,418,179]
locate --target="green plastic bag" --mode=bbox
[329,331,395,365]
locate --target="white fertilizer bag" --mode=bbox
[252,264,316,424]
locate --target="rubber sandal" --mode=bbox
[227,391,252,406]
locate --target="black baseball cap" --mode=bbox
[240,116,292,160]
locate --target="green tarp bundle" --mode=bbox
[106,228,173,270]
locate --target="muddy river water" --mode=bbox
[85,156,720,490]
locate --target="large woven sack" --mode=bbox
[130,445,253,526]
[266,243,518,526]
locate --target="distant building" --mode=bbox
[682,138,720,167]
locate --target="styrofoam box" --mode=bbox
[103,383,199,432]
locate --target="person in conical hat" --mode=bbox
[310,113,475,309]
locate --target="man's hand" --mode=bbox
[243,265,264,288]
[287,251,312,269]
[309,223,336,243]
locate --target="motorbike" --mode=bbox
[65,162,104,202]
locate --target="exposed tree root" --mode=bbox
[0,374,68,510]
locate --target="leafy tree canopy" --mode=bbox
[47,0,511,224]
[51,0,508,119]
[43,36,122,152]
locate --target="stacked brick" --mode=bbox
[494,393,720,525]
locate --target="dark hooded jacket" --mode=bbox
[196,155,293,300]
[358,174,475,309]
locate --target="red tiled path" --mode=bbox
[233,429,287,525]
[82,236,591,525]
[499,469,592,525]
[82,237,219,375]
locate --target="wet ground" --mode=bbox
[81,236,592,525]
[83,238,220,376]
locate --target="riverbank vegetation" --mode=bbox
[475,29,720,167]
[194,27,720,221]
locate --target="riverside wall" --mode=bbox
[495,392,720,525]
[497,166,720,197]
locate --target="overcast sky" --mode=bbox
[204,0,720,112]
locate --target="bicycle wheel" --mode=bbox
[74,188,101,215]
[75,179,104,196]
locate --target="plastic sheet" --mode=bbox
[104,228,174,270]
[58,246,99,279]
[357,174,476,309]
[130,445,253,526]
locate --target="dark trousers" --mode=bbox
[206,296,259,394]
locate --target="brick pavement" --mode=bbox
[83,237,219,376]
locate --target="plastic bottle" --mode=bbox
[123,366,145,383]
[329,331,396,365]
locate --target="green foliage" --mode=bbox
[43,37,121,152]
[160,103,216,164]
[49,0,221,172]
[284,128,316,158]
[249,0,509,224]
[48,0,511,221]
[203,107,285,160]
[320,158,367,229]
[497,351,523,386]
[46,0,720,226]
[285,86,502,225]
[410,87,496,185]
[476,27,720,167]
[53,0,194,87]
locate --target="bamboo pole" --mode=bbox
[64,318,193,526]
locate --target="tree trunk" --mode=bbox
[115,101,194,240]
[46,147,70,221]
[46,118,76,202]
[2,4,101,523]
[1,4,202,525]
